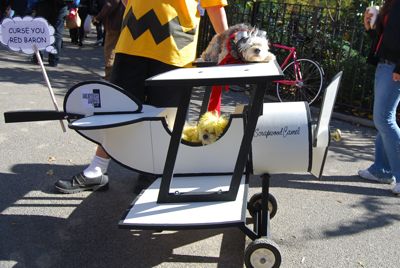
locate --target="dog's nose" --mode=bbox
[254,48,261,54]
[203,134,209,140]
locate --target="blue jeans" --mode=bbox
[368,63,400,182]
[48,5,68,64]
[35,3,68,64]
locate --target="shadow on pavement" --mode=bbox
[0,162,246,268]
[0,43,104,94]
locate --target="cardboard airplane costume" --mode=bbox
[3,60,342,268]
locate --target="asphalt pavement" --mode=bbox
[1,30,399,268]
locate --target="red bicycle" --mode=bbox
[272,42,324,105]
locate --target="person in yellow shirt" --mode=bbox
[55,0,228,194]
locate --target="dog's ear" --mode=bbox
[257,30,267,39]
[234,31,249,44]
[249,26,257,36]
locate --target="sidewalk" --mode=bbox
[1,31,399,268]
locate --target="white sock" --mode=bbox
[83,156,111,178]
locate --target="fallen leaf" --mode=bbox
[46,169,54,176]
[357,261,365,267]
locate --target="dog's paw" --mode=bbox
[264,52,276,63]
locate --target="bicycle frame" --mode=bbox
[271,43,302,86]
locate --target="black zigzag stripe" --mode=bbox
[121,7,196,50]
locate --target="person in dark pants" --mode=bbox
[54,0,229,194]
[67,0,80,44]
[31,0,69,67]
[94,21,104,46]
[69,0,95,46]
[10,0,28,17]
[76,0,90,46]
[90,0,104,46]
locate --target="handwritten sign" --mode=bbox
[0,16,56,54]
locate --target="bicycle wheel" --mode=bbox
[276,59,324,105]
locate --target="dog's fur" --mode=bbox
[182,124,200,143]
[197,111,228,145]
[200,24,275,64]
[181,111,228,145]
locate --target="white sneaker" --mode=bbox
[392,183,400,195]
[358,169,394,184]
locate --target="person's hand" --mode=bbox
[393,72,400,82]
[364,9,373,30]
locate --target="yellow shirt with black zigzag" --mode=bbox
[115,0,227,67]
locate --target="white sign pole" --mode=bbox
[33,44,66,132]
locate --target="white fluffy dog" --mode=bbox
[200,23,275,64]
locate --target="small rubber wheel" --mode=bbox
[244,238,282,268]
[247,193,278,219]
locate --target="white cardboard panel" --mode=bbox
[310,72,342,178]
[67,108,244,175]
[69,105,163,129]
[151,117,244,174]
[65,82,140,116]
[147,62,281,83]
[252,102,310,174]
[121,176,246,226]
[311,143,328,179]
[314,75,341,147]
[101,121,155,173]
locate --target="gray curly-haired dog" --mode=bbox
[200,24,275,64]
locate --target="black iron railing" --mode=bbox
[197,1,378,119]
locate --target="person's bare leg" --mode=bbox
[95,145,110,159]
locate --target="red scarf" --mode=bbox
[207,33,243,114]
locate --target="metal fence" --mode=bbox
[197,1,376,119]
